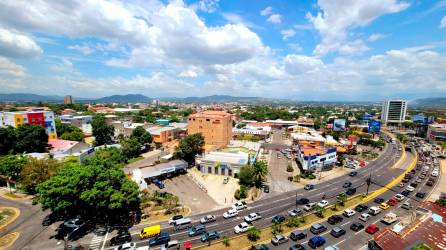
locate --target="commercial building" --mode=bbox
[426,123,446,144]
[381,100,407,124]
[294,142,337,170]
[64,95,73,104]
[195,151,249,177]
[0,109,57,139]
[188,111,232,148]
[131,160,188,190]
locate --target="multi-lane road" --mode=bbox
[101,135,409,250]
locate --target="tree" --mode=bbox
[247,227,261,241]
[19,158,61,193]
[222,236,231,247]
[55,119,82,136]
[60,131,85,141]
[238,165,254,186]
[14,124,48,153]
[315,206,326,218]
[132,126,152,144]
[252,161,268,187]
[0,126,16,154]
[338,192,347,206]
[173,133,205,164]
[271,221,283,235]
[439,142,446,153]
[121,136,142,161]
[286,216,301,228]
[0,155,28,181]
[92,116,114,146]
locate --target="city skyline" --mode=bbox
[0,0,445,101]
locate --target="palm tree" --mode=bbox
[252,160,268,187]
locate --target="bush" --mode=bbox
[286,164,294,172]
[234,186,248,200]
[222,236,231,247]
[271,222,283,235]
[286,216,300,228]
[247,227,261,241]
[293,175,301,182]
[287,176,293,181]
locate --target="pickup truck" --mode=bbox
[381,212,398,225]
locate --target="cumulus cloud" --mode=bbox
[307,0,409,56]
[190,0,220,13]
[0,56,25,76]
[0,28,42,58]
[68,43,94,55]
[260,6,273,16]
[368,33,385,42]
[281,29,296,40]
[267,14,282,24]
[440,16,446,28]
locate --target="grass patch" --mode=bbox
[0,210,13,221]
[127,156,144,164]
[3,192,20,199]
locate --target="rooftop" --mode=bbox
[189,110,231,119]
[48,139,79,152]
[199,151,249,165]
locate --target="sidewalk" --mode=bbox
[428,159,446,202]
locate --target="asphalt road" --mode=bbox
[101,135,405,250]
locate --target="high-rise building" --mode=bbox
[64,95,73,104]
[187,110,232,148]
[0,109,57,139]
[381,100,407,124]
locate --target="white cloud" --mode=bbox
[284,55,325,74]
[267,14,282,24]
[368,33,385,42]
[190,0,220,13]
[260,6,273,16]
[221,13,260,29]
[281,29,296,40]
[307,0,410,56]
[0,56,25,76]
[440,16,446,28]
[68,43,94,55]
[288,43,303,52]
[0,28,42,58]
[338,39,369,55]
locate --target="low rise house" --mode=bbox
[195,151,249,177]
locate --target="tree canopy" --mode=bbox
[92,116,114,146]
[121,136,142,161]
[0,124,48,154]
[173,133,205,163]
[131,126,152,144]
[19,157,61,193]
[0,155,28,181]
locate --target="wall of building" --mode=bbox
[188,111,232,148]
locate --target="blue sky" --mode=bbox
[0,0,445,101]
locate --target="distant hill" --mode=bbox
[0,93,63,102]
[161,95,287,103]
[410,97,446,108]
[0,93,151,103]
[94,94,151,103]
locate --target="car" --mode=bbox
[359,213,371,222]
[114,242,136,250]
[188,224,206,236]
[201,230,220,242]
[410,182,418,188]
[416,178,422,183]
[304,184,315,190]
[263,185,270,193]
[297,197,310,205]
[308,236,326,249]
[251,244,269,250]
[426,180,434,186]
[310,223,327,234]
[398,182,405,187]
[200,215,216,224]
[330,227,346,238]
[419,174,426,179]
[379,203,390,210]
[290,230,307,241]
[223,209,238,219]
[346,187,356,195]
[343,209,356,218]
[374,197,384,204]
[234,222,251,234]
[244,212,262,223]
[350,222,364,232]
[402,178,409,183]
[168,215,183,225]
[402,201,412,210]
[63,218,85,230]
[327,215,343,225]
[271,234,289,246]
[288,208,303,217]
[342,181,352,188]
[162,240,180,250]
[304,202,316,211]
[394,194,405,201]
[401,190,411,197]
[365,224,379,234]
[110,232,132,246]
[42,214,58,226]
[416,192,426,198]
[232,201,247,210]
[149,232,170,246]
[431,171,439,177]
[317,200,329,208]
[324,246,340,250]
[349,171,358,177]
[355,204,368,212]
[289,244,306,250]
[271,215,286,224]
[406,186,415,192]
[387,198,398,206]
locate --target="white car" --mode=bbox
[406,186,415,192]
[232,201,247,210]
[244,212,261,223]
[223,209,238,219]
[317,200,329,208]
[234,222,251,234]
[114,242,136,250]
[343,209,356,218]
[304,202,317,211]
[359,213,371,222]
[431,171,439,177]
[200,215,216,224]
[394,194,405,201]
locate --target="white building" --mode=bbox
[195,151,249,177]
[294,144,337,170]
[381,100,407,124]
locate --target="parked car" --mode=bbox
[355,204,368,212]
[330,227,346,238]
[426,180,434,186]
[304,184,315,190]
[245,213,262,223]
[410,182,418,188]
[289,244,306,250]
[394,194,405,201]
[290,230,307,241]
[365,224,379,234]
[386,198,398,206]
[288,208,303,217]
[327,215,343,225]
[297,198,310,205]
[234,222,251,234]
[346,187,356,195]
[350,222,364,232]
[401,201,412,210]
[431,171,439,177]
[317,200,329,208]
[162,240,180,250]
[343,209,356,218]
[374,197,384,204]
[200,215,216,224]
[271,234,289,246]
[416,192,426,198]
[379,203,390,210]
[308,236,326,249]
[201,231,220,242]
[359,213,371,222]
[310,223,327,234]
[401,190,411,197]
[223,209,238,219]
[271,215,286,224]
[114,242,136,250]
[304,202,317,211]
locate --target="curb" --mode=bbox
[0,232,20,250]
[0,207,20,230]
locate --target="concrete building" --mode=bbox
[0,109,57,139]
[60,115,93,134]
[131,160,188,190]
[64,95,73,104]
[195,151,249,177]
[381,100,407,124]
[188,110,232,148]
[294,141,337,170]
[427,123,446,144]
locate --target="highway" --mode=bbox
[102,133,408,250]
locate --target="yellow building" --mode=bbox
[187,111,232,148]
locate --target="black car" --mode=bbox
[327,215,343,225]
[342,181,352,188]
[349,171,358,177]
[330,227,346,238]
[109,232,132,246]
[355,204,368,212]
[410,182,418,188]
[304,184,315,190]
[271,215,286,224]
[346,187,356,195]
[350,222,364,232]
[290,230,307,241]
[401,190,411,197]
[374,197,384,204]
[297,198,310,205]
[289,244,306,250]
[250,244,269,250]
[416,192,426,198]
[264,185,270,193]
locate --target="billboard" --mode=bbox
[333,119,346,131]
[368,120,381,134]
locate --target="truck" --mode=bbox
[381,212,398,225]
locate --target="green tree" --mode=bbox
[246,227,261,241]
[0,155,28,181]
[238,165,254,186]
[0,126,16,154]
[271,221,283,235]
[60,131,85,141]
[173,133,205,164]
[222,236,231,247]
[121,136,142,161]
[14,124,48,153]
[55,119,82,136]
[132,126,152,144]
[92,116,114,145]
[19,158,61,193]
[338,192,347,206]
[286,216,301,228]
[252,161,268,187]
[315,206,326,218]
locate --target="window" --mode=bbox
[228,169,232,176]
[214,166,219,174]
[208,166,212,173]
[206,119,210,122]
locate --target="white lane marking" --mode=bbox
[334,238,347,247]
[340,221,351,227]
[100,231,109,250]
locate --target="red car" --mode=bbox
[387,198,398,206]
[365,224,379,234]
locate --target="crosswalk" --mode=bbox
[89,234,104,250]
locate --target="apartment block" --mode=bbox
[188,110,232,148]
[0,109,57,139]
